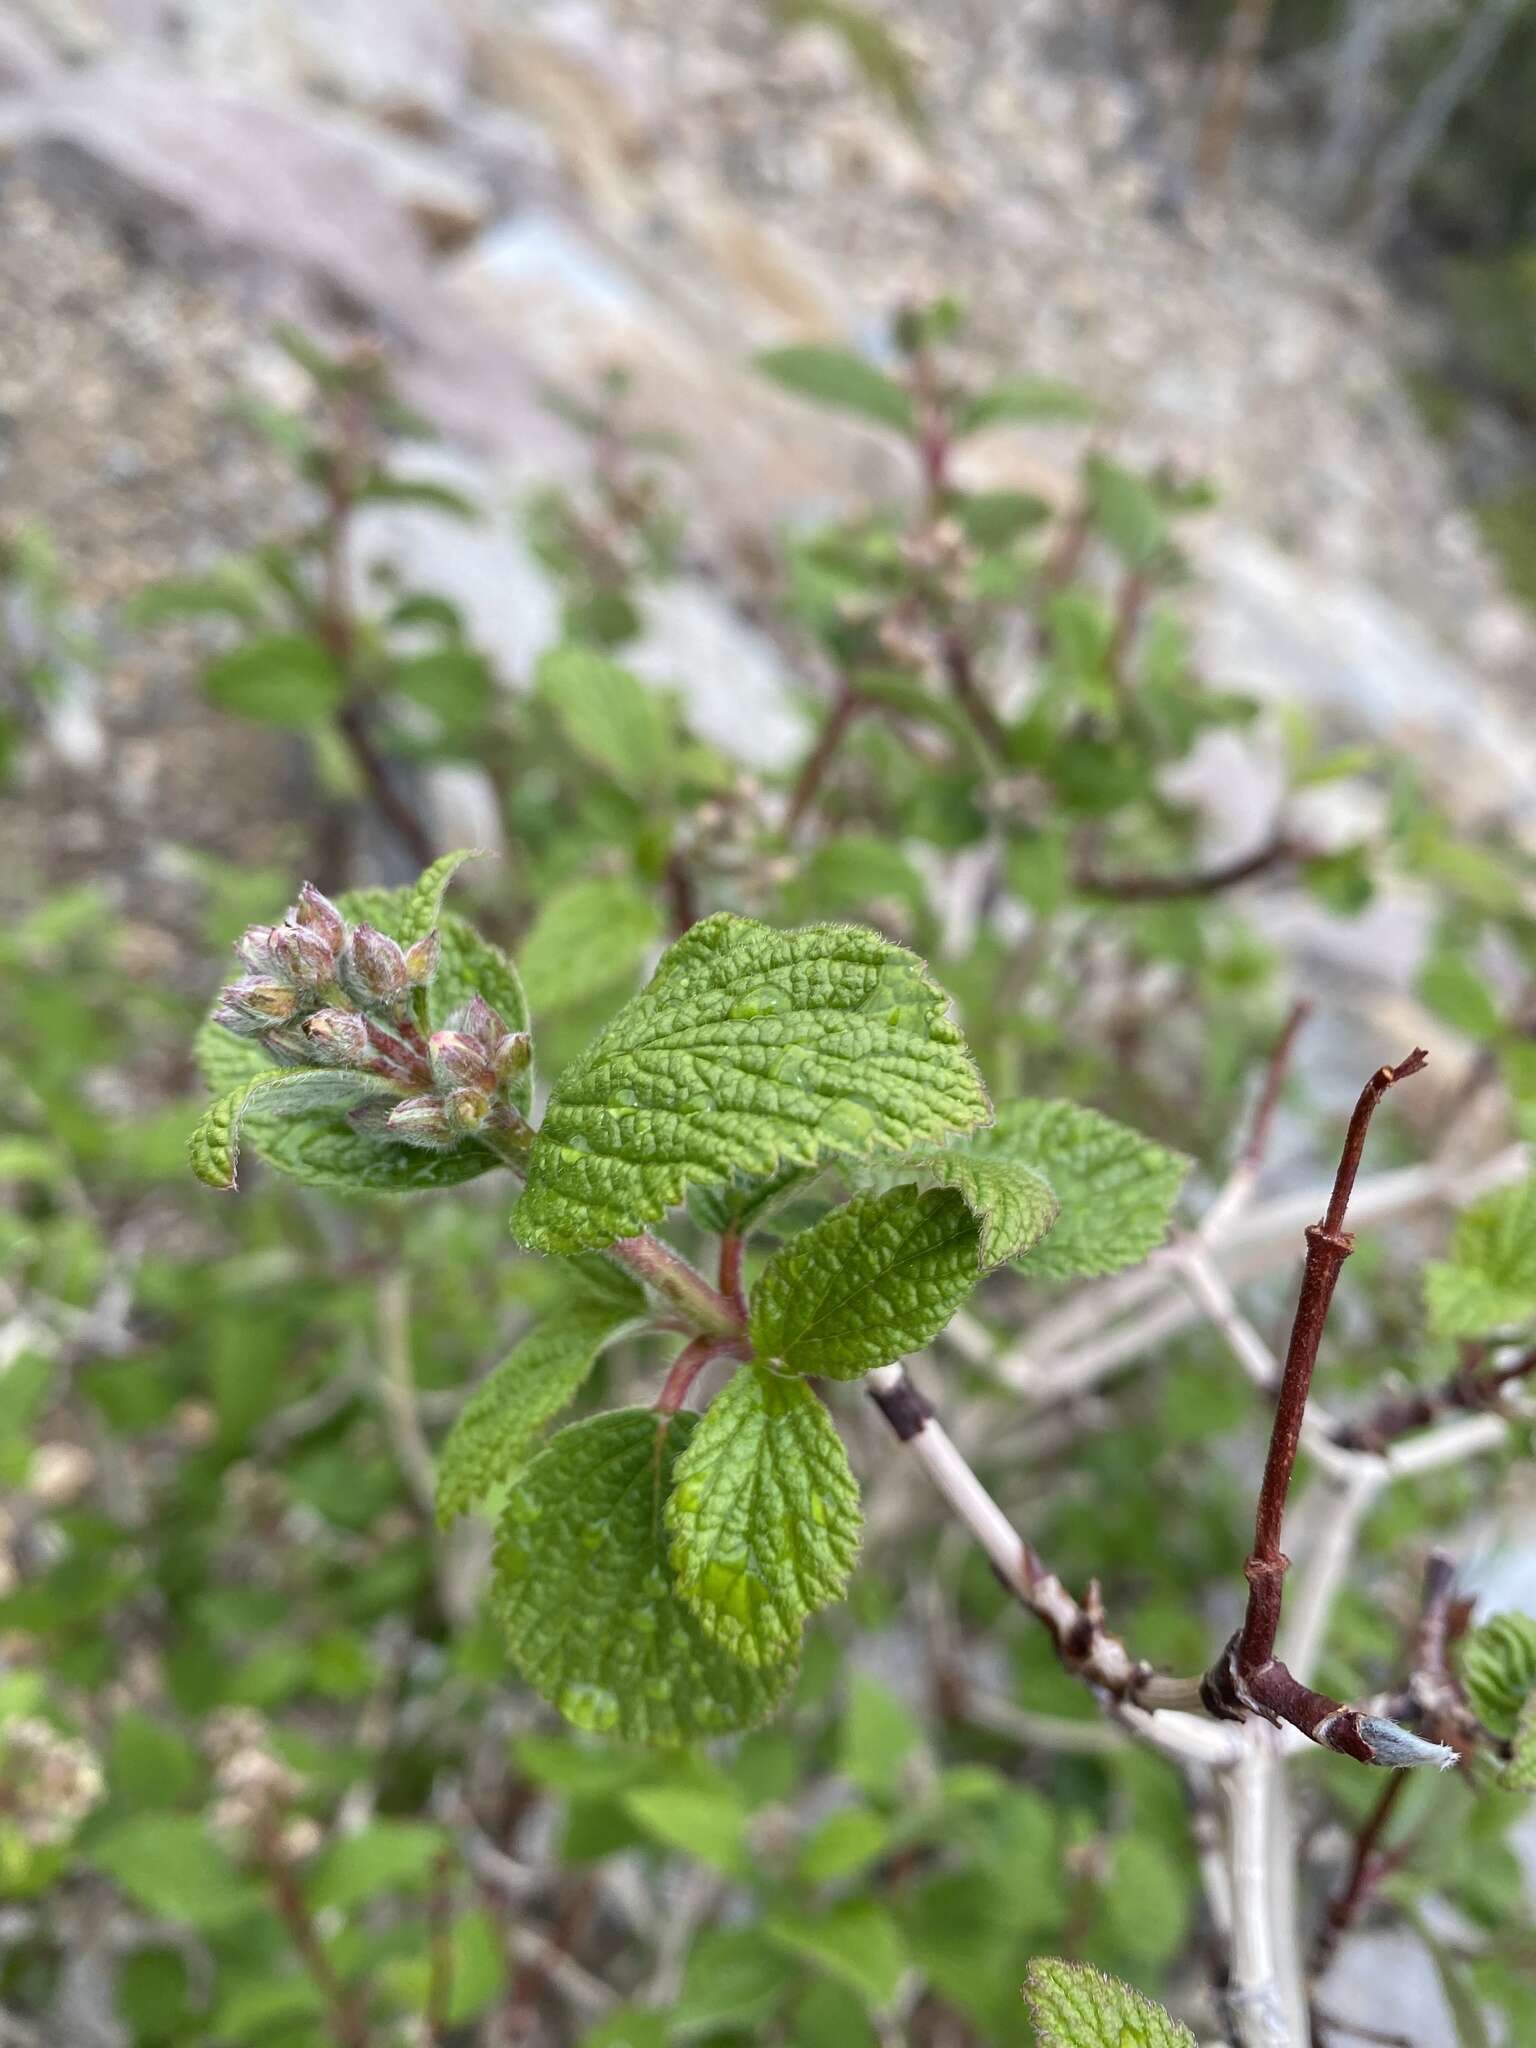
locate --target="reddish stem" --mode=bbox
[1311,1773,1408,1978]
[786,682,864,837]
[655,1334,746,1416]
[1074,831,1300,903]
[718,1230,747,1317]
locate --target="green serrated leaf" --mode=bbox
[667,1365,861,1667]
[188,1068,394,1190]
[887,1148,1057,1267]
[955,376,1092,436]
[756,347,915,434]
[203,634,345,728]
[1459,1611,1536,1739]
[493,1410,797,1745]
[397,848,483,949]
[1425,1180,1536,1338]
[514,915,989,1254]
[519,876,661,1013]
[537,644,672,796]
[965,1100,1189,1279]
[750,1186,979,1379]
[1022,1958,1195,2048]
[437,1302,633,1527]
[192,1021,500,1197]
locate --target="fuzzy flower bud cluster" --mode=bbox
[214,881,531,1153]
[205,1708,315,1858]
[0,1717,104,1848]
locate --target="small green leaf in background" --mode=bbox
[771,0,924,130]
[1417,943,1504,1042]
[203,635,345,728]
[673,1927,799,2035]
[797,1803,891,1882]
[518,875,661,1013]
[756,346,915,434]
[1424,1180,1536,1337]
[1084,456,1169,570]
[88,1815,258,1932]
[955,376,1092,435]
[436,1301,633,1526]
[623,1782,750,1877]
[537,643,673,796]
[964,1099,1189,1280]
[389,648,493,739]
[1022,1958,1195,2048]
[514,915,989,1254]
[749,1185,979,1378]
[765,1898,907,2011]
[1099,1832,1193,1969]
[666,1364,862,1666]
[307,1819,447,1911]
[493,1410,797,1746]
[578,2010,668,2048]
[839,1671,921,1803]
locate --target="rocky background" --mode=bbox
[3,0,1535,886]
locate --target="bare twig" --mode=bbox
[1195,0,1280,190]
[1073,831,1300,904]
[785,682,865,837]
[1202,1052,1459,1766]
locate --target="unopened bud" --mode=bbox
[302,1009,370,1066]
[456,994,508,1051]
[269,921,338,987]
[384,1096,458,1149]
[219,977,301,1029]
[345,925,408,1004]
[293,881,346,951]
[429,1030,495,1094]
[493,1031,532,1089]
[235,925,280,975]
[445,1087,491,1130]
[403,930,440,987]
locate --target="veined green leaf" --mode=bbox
[756,346,914,434]
[514,915,989,1253]
[189,1068,395,1191]
[493,1410,797,1745]
[882,1147,1057,1268]
[962,1099,1189,1279]
[667,1365,861,1667]
[749,1185,980,1379]
[436,1301,635,1527]
[1459,1611,1536,1739]
[397,848,484,950]
[519,876,661,1013]
[764,1900,907,2011]
[1022,1959,1195,2048]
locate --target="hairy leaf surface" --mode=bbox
[437,1301,636,1526]
[750,1185,980,1379]
[189,1068,395,1191]
[964,1099,1189,1279]
[514,915,988,1253]
[1022,1959,1195,2048]
[667,1366,861,1666]
[493,1410,796,1745]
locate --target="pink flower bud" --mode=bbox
[455,995,508,1052]
[302,1009,370,1066]
[292,882,346,951]
[345,925,408,1004]
[384,1096,458,1149]
[235,925,280,975]
[219,977,301,1028]
[269,922,338,987]
[429,1030,495,1094]
[403,930,440,988]
[492,1032,532,1089]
